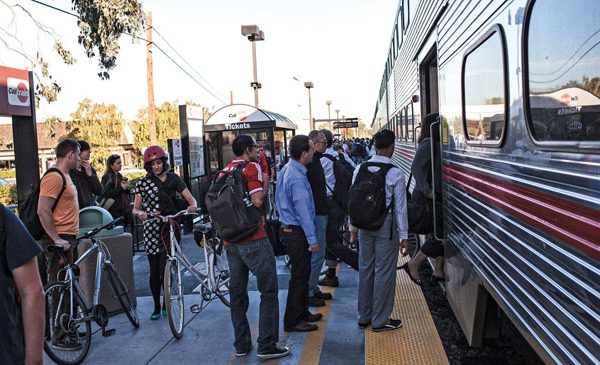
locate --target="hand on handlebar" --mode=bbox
[187,206,199,214]
[138,212,149,221]
[53,238,71,251]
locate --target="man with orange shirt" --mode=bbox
[37,138,81,350]
[223,135,290,360]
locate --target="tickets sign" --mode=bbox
[0,66,32,117]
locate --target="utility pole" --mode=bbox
[146,11,157,145]
[326,100,332,130]
[230,91,234,105]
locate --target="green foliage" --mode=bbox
[72,0,145,79]
[134,101,181,163]
[0,170,16,179]
[67,99,125,172]
[122,171,147,186]
[0,185,17,205]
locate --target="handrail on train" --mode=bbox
[430,118,444,241]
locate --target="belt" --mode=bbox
[280,225,301,233]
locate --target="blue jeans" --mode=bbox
[309,215,328,296]
[226,238,279,353]
[357,214,399,328]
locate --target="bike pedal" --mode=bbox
[102,328,116,337]
[190,304,201,313]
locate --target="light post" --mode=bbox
[304,81,314,130]
[326,100,332,130]
[241,25,265,108]
[335,109,340,137]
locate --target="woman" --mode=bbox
[100,154,132,224]
[132,146,197,320]
[400,113,444,284]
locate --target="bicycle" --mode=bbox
[43,217,139,365]
[151,210,230,339]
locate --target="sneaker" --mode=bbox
[372,319,403,332]
[235,346,252,357]
[313,290,333,300]
[257,345,291,359]
[51,336,83,351]
[309,296,326,307]
[318,276,339,287]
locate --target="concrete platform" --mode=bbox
[45,244,365,365]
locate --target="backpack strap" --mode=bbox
[44,168,67,212]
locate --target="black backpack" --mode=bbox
[204,162,261,242]
[20,168,67,240]
[323,153,355,210]
[348,162,394,231]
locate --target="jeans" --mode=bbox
[280,226,311,329]
[226,238,279,353]
[357,214,400,328]
[309,215,328,296]
[325,199,358,271]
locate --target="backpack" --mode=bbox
[348,162,394,231]
[204,162,261,242]
[323,153,355,210]
[20,168,67,240]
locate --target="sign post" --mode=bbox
[0,66,39,207]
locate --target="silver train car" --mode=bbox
[372,0,600,364]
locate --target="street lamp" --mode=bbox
[335,108,340,136]
[304,81,314,130]
[326,100,332,130]
[241,25,265,108]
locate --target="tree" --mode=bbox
[66,98,125,171]
[134,101,181,162]
[0,0,144,104]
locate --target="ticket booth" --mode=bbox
[203,104,297,176]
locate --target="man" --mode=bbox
[354,129,408,332]
[276,135,322,332]
[69,140,103,208]
[37,138,81,350]
[319,129,359,288]
[306,131,333,307]
[0,206,44,365]
[223,135,290,360]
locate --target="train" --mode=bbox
[372,0,600,364]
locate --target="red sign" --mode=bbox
[0,66,32,117]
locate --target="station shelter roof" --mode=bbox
[204,104,297,132]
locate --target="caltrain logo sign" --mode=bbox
[0,65,32,117]
[7,78,30,106]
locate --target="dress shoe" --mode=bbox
[318,276,339,287]
[398,263,422,286]
[358,321,371,329]
[313,290,333,300]
[309,296,326,307]
[304,312,323,322]
[285,322,318,332]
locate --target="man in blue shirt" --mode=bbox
[276,135,322,332]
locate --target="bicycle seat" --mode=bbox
[194,222,212,234]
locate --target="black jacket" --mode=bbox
[306,151,328,215]
[70,167,103,208]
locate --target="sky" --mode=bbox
[0,0,399,133]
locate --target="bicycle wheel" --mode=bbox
[164,258,185,339]
[43,282,92,365]
[105,263,140,328]
[208,250,230,307]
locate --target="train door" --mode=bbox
[420,47,439,115]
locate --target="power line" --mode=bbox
[27,0,227,104]
[153,26,227,102]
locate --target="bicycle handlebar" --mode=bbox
[79,216,124,240]
[146,208,202,222]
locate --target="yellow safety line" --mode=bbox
[297,285,336,364]
[365,255,449,365]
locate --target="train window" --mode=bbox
[403,0,409,33]
[462,28,507,145]
[525,0,600,143]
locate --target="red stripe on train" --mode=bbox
[443,164,600,261]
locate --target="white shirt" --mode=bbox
[320,147,356,197]
[351,154,409,239]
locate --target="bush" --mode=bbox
[122,171,147,187]
[0,185,17,205]
[0,169,16,179]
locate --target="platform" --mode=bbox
[44,234,448,364]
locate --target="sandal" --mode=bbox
[398,263,422,286]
